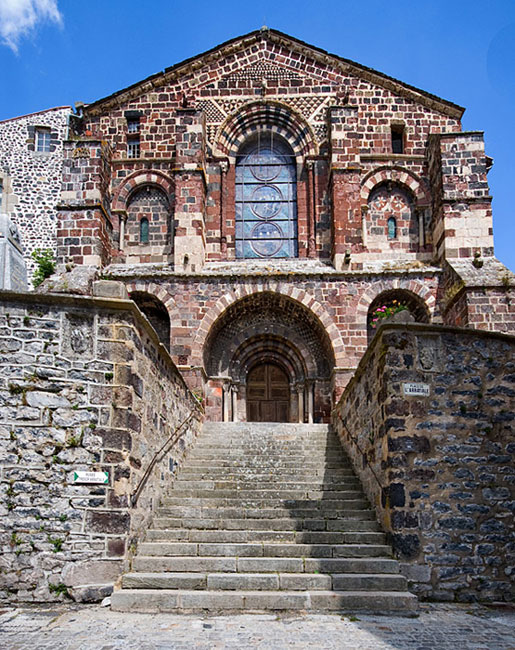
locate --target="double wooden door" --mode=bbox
[247,363,290,422]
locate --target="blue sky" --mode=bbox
[1,0,513,270]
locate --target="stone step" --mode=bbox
[180,460,349,469]
[187,450,347,459]
[177,470,357,481]
[201,423,331,432]
[145,529,386,544]
[132,556,400,574]
[152,514,376,531]
[160,496,365,508]
[189,438,345,450]
[167,487,365,499]
[121,572,407,592]
[155,505,371,520]
[111,589,418,614]
[137,542,391,558]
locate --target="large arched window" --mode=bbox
[235,132,297,259]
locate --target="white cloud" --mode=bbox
[0,0,62,53]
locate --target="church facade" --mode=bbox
[1,29,514,606]
[6,29,515,421]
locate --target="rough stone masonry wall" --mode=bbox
[0,291,202,603]
[333,323,514,602]
[0,108,71,284]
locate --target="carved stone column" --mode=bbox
[220,159,229,258]
[297,383,305,423]
[231,383,239,422]
[118,211,127,251]
[307,380,314,424]
[222,380,230,422]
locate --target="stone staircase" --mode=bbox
[111,423,417,614]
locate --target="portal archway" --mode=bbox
[203,292,335,423]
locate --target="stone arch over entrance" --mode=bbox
[202,291,337,423]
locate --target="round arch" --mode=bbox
[201,290,338,423]
[356,279,435,330]
[214,100,318,162]
[112,170,174,212]
[361,166,431,206]
[193,286,345,369]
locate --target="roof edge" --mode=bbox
[0,105,72,126]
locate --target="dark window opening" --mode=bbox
[387,217,397,239]
[391,126,404,154]
[140,217,149,243]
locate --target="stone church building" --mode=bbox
[48,28,512,423]
[0,29,513,608]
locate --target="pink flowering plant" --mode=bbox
[370,300,408,328]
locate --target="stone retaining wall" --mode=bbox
[333,322,514,602]
[0,290,203,603]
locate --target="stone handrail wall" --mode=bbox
[0,290,203,602]
[333,322,514,602]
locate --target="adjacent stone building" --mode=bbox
[0,106,71,284]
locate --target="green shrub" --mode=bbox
[31,248,56,288]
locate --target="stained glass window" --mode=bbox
[235,133,297,259]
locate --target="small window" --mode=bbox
[127,138,140,158]
[0,179,3,209]
[140,217,149,243]
[127,118,140,134]
[391,126,404,154]
[387,217,397,239]
[36,128,51,152]
[127,117,140,158]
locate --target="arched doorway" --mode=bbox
[247,362,290,422]
[203,292,335,423]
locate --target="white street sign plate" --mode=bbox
[402,382,430,397]
[72,471,109,484]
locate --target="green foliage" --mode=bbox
[48,535,64,552]
[31,248,56,288]
[370,300,408,329]
[10,532,22,546]
[48,582,70,598]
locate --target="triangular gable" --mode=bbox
[84,28,464,120]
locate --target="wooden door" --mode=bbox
[247,363,290,422]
